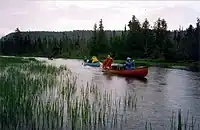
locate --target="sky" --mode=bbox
[0,0,200,36]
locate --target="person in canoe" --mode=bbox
[86,56,98,63]
[124,57,135,70]
[86,57,93,63]
[91,56,99,63]
[102,55,113,69]
[83,56,89,63]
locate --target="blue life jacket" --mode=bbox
[125,61,135,70]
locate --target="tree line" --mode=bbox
[0,15,199,61]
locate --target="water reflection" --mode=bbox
[125,77,148,84]
[104,74,112,80]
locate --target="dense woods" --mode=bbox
[0,15,199,61]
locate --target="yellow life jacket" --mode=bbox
[92,56,98,63]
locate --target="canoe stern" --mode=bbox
[103,67,148,78]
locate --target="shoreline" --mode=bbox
[1,55,199,72]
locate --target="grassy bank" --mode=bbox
[0,56,200,129]
[113,59,189,66]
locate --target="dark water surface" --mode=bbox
[38,58,200,129]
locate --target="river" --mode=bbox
[36,58,200,129]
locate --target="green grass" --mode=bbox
[113,59,190,67]
[0,56,199,130]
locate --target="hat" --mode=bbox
[127,57,131,60]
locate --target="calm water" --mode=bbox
[37,58,200,129]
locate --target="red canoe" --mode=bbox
[102,66,148,78]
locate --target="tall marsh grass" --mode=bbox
[0,57,199,130]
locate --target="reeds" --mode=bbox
[0,57,199,130]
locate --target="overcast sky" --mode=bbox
[0,0,200,36]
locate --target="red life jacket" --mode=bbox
[103,58,113,69]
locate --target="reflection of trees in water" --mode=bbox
[176,70,200,114]
[105,75,112,80]
[125,77,132,84]
[125,77,148,84]
[124,77,148,93]
[102,73,113,80]
[150,67,168,86]
[147,67,169,97]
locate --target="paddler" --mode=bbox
[102,55,113,69]
[83,56,88,63]
[91,56,99,63]
[124,57,135,70]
